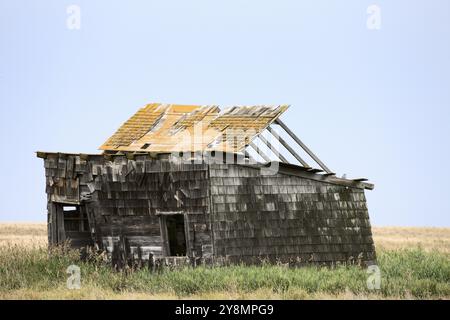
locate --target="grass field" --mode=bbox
[0,223,449,300]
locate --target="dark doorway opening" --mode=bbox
[63,205,88,232]
[166,215,187,256]
[59,204,93,250]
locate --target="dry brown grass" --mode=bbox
[1,222,448,253]
[0,223,47,248]
[0,222,450,253]
[0,223,450,300]
[0,287,404,300]
[372,226,450,254]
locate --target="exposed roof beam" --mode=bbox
[257,134,289,163]
[266,126,310,168]
[249,142,271,163]
[275,119,332,174]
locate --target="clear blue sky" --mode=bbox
[1,1,449,226]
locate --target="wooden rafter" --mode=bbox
[275,119,332,173]
[266,126,310,168]
[256,134,289,163]
[249,142,271,163]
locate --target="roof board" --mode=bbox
[99,103,289,153]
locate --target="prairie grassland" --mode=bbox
[1,223,447,253]
[0,223,448,300]
[0,223,47,248]
[372,227,450,254]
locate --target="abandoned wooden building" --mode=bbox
[37,103,376,266]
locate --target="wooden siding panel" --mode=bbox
[209,163,376,265]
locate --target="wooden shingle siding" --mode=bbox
[42,153,375,267]
[43,153,213,262]
[209,163,376,266]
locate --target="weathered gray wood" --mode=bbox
[208,162,376,264]
[275,119,332,173]
[183,213,192,257]
[159,216,170,256]
[257,134,288,163]
[56,205,66,243]
[36,151,47,159]
[249,142,271,163]
[39,152,375,267]
[266,126,310,168]
[49,202,57,245]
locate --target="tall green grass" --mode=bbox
[0,244,448,299]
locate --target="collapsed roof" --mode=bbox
[95,103,372,187]
[37,103,373,190]
[100,103,289,154]
[99,103,332,171]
